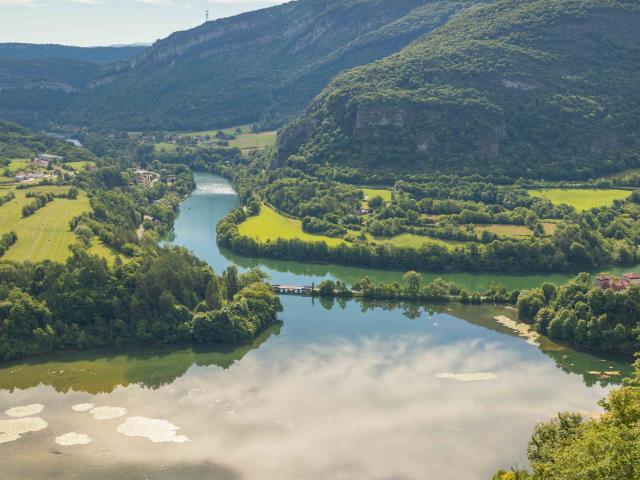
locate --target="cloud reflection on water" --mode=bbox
[6,334,604,480]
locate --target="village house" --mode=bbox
[132,169,160,186]
[622,272,640,286]
[595,272,640,291]
[14,171,45,182]
[35,153,63,166]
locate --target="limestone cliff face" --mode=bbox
[276,1,640,179]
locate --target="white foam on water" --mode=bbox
[55,432,92,446]
[116,416,189,443]
[436,372,498,382]
[5,404,44,418]
[89,406,127,420]
[0,417,48,444]
[71,403,95,412]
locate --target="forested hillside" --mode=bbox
[0,44,143,127]
[278,0,640,180]
[60,0,485,131]
[0,58,103,127]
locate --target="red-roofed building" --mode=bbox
[622,272,640,286]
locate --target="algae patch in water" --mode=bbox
[72,403,95,412]
[117,416,189,443]
[5,403,44,418]
[55,432,92,446]
[0,417,48,444]
[88,406,127,420]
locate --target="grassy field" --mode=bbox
[0,186,116,263]
[228,131,277,151]
[542,220,560,235]
[154,142,189,154]
[374,233,464,250]
[362,187,392,205]
[6,159,30,173]
[238,205,345,246]
[240,204,468,251]
[475,224,532,238]
[65,160,96,171]
[527,188,632,211]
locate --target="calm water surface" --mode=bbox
[0,172,632,480]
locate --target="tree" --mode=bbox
[368,195,384,210]
[223,265,239,300]
[318,280,336,297]
[517,289,546,321]
[205,278,223,310]
[403,271,422,291]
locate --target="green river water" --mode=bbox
[0,172,632,480]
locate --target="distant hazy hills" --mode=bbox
[0,0,484,131]
[0,43,144,127]
[0,43,145,63]
[278,0,640,179]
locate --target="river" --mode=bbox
[0,172,632,479]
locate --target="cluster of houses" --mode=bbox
[595,272,640,291]
[33,153,62,168]
[132,169,160,186]
[13,154,63,182]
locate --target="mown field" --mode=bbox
[7,159,30,172]
[373,233,464,250]
[362,187,392,205]
[527,188,632,211]
[475,224,532,238]
[238,205,345,246]
[0,185,114,263]
[239,204,466,250]
[228,131,277,151]
[65,160,96,171]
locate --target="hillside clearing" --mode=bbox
[527,189,631,211]
[475,224,532,238]
[362,187,392,205]
[228,131,277,151]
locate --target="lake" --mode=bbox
[0,172,631,479]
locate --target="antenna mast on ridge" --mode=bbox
[205,10,209,22]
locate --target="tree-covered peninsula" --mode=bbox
[0,121,282,362]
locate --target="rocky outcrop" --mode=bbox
[276,0,640,179]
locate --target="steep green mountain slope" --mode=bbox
[62,0,485,131]
[277,0,640,180]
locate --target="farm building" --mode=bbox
[35,153,63,163]
[595,273,640,291]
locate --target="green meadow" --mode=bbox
[238,204,344,246]
[475,224,532,238]
[0,185,115,263]
[239,204,467,251]
[64,160,96,171]
[527,188,632,211]
[362,187,392,204]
